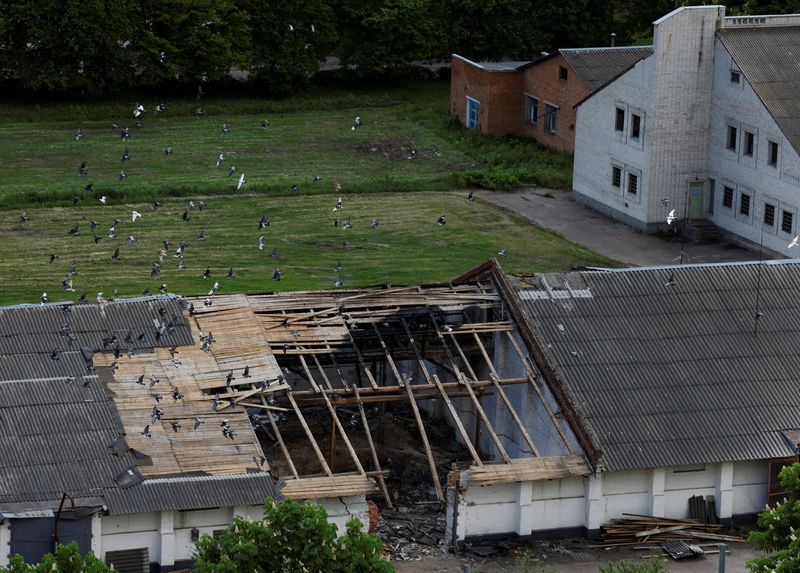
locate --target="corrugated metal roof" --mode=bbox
[511,260,800,471]
[0,297,208,512]
[718,26,800,155]
[104,473,281,515]
[558,47,653,91]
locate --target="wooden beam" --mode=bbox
[286,377,527,399]
[504,330,574,453]
[297,354,322,393]
[371,324,405,385]
[311,354,335,391]
[473,333,540,457]
[285,391,333,476]
[354,387,393,508]
[252,383,298,479]
[402,373,444,502]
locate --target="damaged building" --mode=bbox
[0,258,797,569]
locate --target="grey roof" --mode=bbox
[104,473,280,515]
[479,61,531,71]
[0,296,272,514]
[512,260,800,472]
[557,47,653,91]
[718,26,800,155]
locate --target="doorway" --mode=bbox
[688,181,704,220]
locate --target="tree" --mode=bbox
[237,0,337,94]
[130,0,251,86]
[748,463,800,572]
[0,0,135,92]
[333,0,437,75]
[194,498,394,573]
[1,541,110,573]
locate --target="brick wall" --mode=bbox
[520,55,592,152]
[450,55,522,136]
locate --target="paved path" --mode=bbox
[478,188,763,267]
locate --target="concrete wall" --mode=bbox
[707,39,800,257]
[450,460,769,540]
[574,5,726,231]
[573,56,655,230]
[519,54,591,152]
[449,55,522,135]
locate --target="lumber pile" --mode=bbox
[596,514,744,548]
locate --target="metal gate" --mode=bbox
[10,514,91,563]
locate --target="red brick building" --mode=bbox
[450,47,653,152]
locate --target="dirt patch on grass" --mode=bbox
[343,136,443,161]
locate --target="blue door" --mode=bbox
[466,97,480,129]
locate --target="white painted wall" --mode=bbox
[707,39,800,256]
[100,512,161,562]
[452,460,769,540]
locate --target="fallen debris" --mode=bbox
[595,514,745,549]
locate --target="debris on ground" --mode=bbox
[595,514,745,551]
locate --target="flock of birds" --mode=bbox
[15,100,510,308]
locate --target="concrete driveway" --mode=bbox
[477,188,763,267]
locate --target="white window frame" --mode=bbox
[525,94,538,125]
[626,168,642,201]
[763,200,777,231]
[725,121,739,153]
[610,162,624,192]
[720,181,736,213]
[737,187,753,222]
[781,207,795,235]
[466,96,480,129]
[544,102,558,134]
[767,138,780,169]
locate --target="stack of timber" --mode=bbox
[596,514,744,548]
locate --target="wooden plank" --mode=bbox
[473,333,540,457]
[504,330,574,453]
[464,455,590,485]
[253,383,298,479]
[353,387,392,508]
[285,391,333,476]
[432,374,482,465]
[402,373,444,502]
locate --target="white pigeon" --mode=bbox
[216,153,224,167]
[258,235,264,250]
[237,173,246,190]
[99,196,108,205]
[789,236,799,249]
[133,103,144,117]
[131,210,141,222]
[666,209,676,225]
[498,248,507,256]
[208,281,220,296]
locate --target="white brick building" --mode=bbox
[573,5,800,257]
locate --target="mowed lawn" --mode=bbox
[0,192,614,305]
[0,85,472,208]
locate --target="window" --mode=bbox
[466,97,480,129]
[526,96,538,125]
[628,173,639,195]
[768,140,779,166]
[726,125,737,151]
[744,131,755,157]
[740,192,751,217]
[545,103,558,133]
[764,203,776,226]
[611,166,622,188]
[730,70,741,84]
[723,186,734,209]
[630,114,641,139]
[783,210,794,234]
[615,107,625,132]
[559,66,568,80]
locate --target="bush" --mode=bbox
[2,542,110,573]
[598,559,668,573]
[194,498,393,573]
[748,463,800,572]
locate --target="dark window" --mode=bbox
[727,125,737,150]
[630,114,641,139]
[559,66,568,80]
[545,103,558,133]
[764,203,776,226]
[768,140,779,166]
[612,166,622,188]
[730,70,741,83]
[526,96,538,125]
[628,173,639,195]
[723,186,734,208]
[615,107,625,132]
[783,210,794,234]
[744,131,754,157]
[740,192,751,217]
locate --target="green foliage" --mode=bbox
[2,542,110,573]
[513,548,554,572]
[748,463,800,572]
[598,558,667,573]
[194,499,394,573]
[240,0,338,94]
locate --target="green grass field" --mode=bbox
[0,192,614,305]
